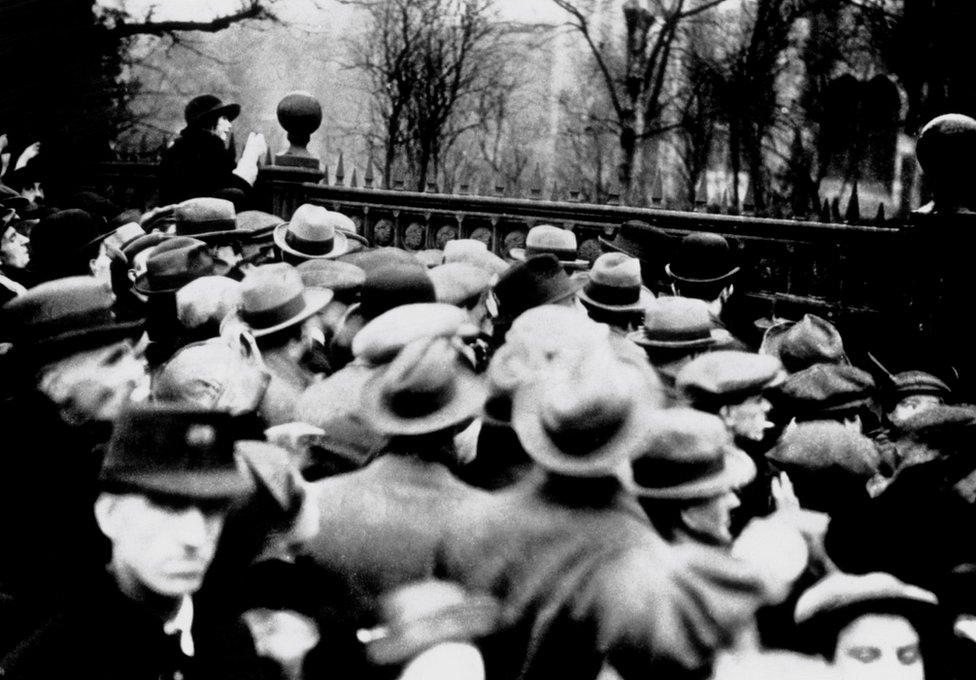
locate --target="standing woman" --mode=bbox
[159,94,267,209]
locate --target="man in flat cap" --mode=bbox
[0,404,270,679]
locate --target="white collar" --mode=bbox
[162,595,195,657]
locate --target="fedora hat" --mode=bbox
[1,276,143,361]
[29,209,112,279]
[175,197,237,237]
[599,220,671,265]
[759,314,847,373]
[352,303,476,366]
[512,348,664,477]
[510,224,589,270]
[444,239,508,276]
[624,408,756,499]
[794,571,937,627]
[361,336,487,436]
[184,93,241,128]
[100,403,254,501]
[578,252,654,313]
[665,232,740,284]
[676,350,786,411]
[230,263,333,338]
[492,254,584,323]
[361,580,500,666]
[296,259,365,303]
[429,262,492,307]
[133,238,222,295]
[273,204,351,263]
[628,296,731,350]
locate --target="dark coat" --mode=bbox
[433,474,770,680]
[299,452,491,622]
[0,575,270,680]
[158,127,252,208]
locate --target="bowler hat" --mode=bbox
[772,363,875,420]
[361,580,500,666]
[134,238,221,295]
[429,262,492,307]
[296,259,365,302]
[510,224,588,270]
[578,252,654,313]
[599,220,671,264]
[230,263,333,338]
[759,314,847,373]
[361,336,487,436]
[666,232,740,284]
[794,571,937,626]
[29,209,111,279]
[64,191,121,224]
[492,254,584,323]
[175,197,237,236]
[100,403,254,501]
[512,349,663,477]
[2,276,143,361]
[274,204,351,263]
[628,296,731,350]
[625,408,756,499]
[676,350,786,411]
[352,303,475,366]
[184,94,240,129]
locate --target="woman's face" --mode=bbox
[1,224,29,270]
[834,614,924,680]
[215,116,233,143]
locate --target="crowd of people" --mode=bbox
[0,96,974,680]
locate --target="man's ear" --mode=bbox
[127,269,137,283]
[94,493,122,540]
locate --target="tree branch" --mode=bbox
[111,2,276,37]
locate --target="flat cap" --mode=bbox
[795,571,937,625]
[676,350,786,410]
[767,421,880,478]
[760,314,846,373]
[429,262,492,307]
[772,363,875,419]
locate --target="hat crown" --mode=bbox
[144,242,217,290]
[493,254,579,320]
[677,350,785,401]
[794,571,938,625]
[768,314,845,371]
[353,303,469,364]
[526,224,577,251]
[642,297,713,339]
[444,239,487,260]
[240,263,305,314]
[637,408,731,467]
[668,232,737,281]
[430,262,491,305]
[289,204,336,242]
[296,259,365,292]
[378,337,465,420]
[175,198,236,228]
[775,363,875,411]
[4,275,114,330]
[361,264,435,319]
[589,252,641,287]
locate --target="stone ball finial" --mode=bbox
[916,113,976,214]
[277,91,323,150]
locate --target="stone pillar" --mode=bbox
[275,91,323,170]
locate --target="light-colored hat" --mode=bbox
[676,351,786,410]
[352,302,476,366]
[624,407,756,499]
[512,348,664,477]
[628,296,731,350]
[413,249,445,269]
[509,225,589,270]
[273,204,351,263]
[100,221,147,252]
[578,252,654,313]
[228,263,333,337]
[794,571,937,626]
[360,336,487,436]
[176,276,243,331]
[429,262,492,307]
[444,239,508,276]
[174,197,237,236]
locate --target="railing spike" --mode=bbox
[720,188,731,214]
[426,180,438,193]
[820,198,832,223]
[530,165,543,200]
[335,152,345,186]
[459,180,470,196]
[364,155,375,189]
[831,196,842,222]
[570,187,581,202]
[694,173,708,209]
[874,202,886,225]
[650,170,664,205]
[321,164,330,186]
[845,181,861,224]
[350,168,359,188]
[742,177,756,214]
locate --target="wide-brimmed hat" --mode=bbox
[361,336,487,436]
[352,303,476,366]
[492,254,584,323]
[296,259,365,303]
[184,94,241,128]
[794,571,938,627]
[665,232,740,284]
[273,204,351,263]
[512,348,664,477]
[429,262,492,307]
[133,238,222,295]
[759,314,847,373]
[624,407,756,499]
[229,263,333,338]
[598,220,671,265]
[628,296,731,350]
[361,580,500,666]
[510,224,589,270]
[676,350,786,411]
[578,252,654,313]
[1,276,143,361]
[174,197,237,237]
[100,403,254,501]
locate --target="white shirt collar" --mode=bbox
[162,595,195,657]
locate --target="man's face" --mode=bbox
[834,614,923,680]
[21,181,44,207]
[681,489,741,545]
[1,224,29,270]
[98,493,226,598]
[721,395,774,441]
[891,394,943,426]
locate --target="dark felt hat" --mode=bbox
[0,182,30,212]
[184,94,240,129]
[599,219,671,265]
[175,197,237,237]
[771,363,876,420]
[625,407,756,499]
[665,232,740,284]
[64,191,121,224]
[100,403,254,501]
[492,254,584,323]
[759,314,847,373]
[29,209,111,279]
[121,232,171,263]
[888,370,952,403]
[1,276,143,361]
[134,238,221,295]
[359,264,436,321]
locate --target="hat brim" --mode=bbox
[509,248,590,271]
[512,376,660,478]
[230,287,334,338]
[273,223,351,261]
[627,327,732,350]
[665,263,741,285]
[578,286,654,314]
[105,469,254,501]
[21,320,145,363]
[360,366,488,437]
[189,102,240,127]
[365,597,499,666]
[624,446,756,500]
